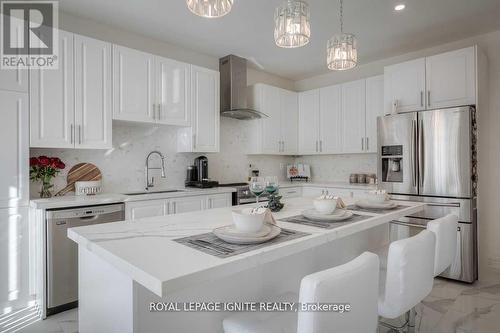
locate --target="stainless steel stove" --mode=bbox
[218,183,270,205]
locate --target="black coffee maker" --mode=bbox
[185,156,219,188]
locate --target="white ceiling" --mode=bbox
[59,0,500,80]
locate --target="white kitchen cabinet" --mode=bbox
[156,57,191,126]
[177,66,220,152]
[169,196,205,214]
[279,187,302,198]
[206,193,232,209]
[0,91,29,208]
[30,31,75,148]
[319,84,342,154]
[365,75,384,153]
[281,90,299,154]
[112,45,155,123]
[0,68,28,92]
[247,84,298,155]
[31,32,112,149]
[341,79,366,154]
[74,35,112,149]
[298,89,320,154]
[425,47,476,109]
[125,199,167,220]
[384,58,426,114]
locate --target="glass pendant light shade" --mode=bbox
[186,0,233,18]
[327,33,357,70]
[274,0,311,48]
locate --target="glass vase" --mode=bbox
[40,181,53,198]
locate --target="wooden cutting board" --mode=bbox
[55,163,102,196]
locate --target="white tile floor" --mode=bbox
[11,278,500,333]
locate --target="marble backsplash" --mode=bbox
[30,119,294,197]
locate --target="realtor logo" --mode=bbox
[1,1,59,69]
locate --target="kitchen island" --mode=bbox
[68,197,425,333]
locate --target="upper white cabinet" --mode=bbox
[384,58,426,114]
[298,89,320,154]
[425,47,475,109]
[319,84,342,154]
[0,91,28,208]
[156,57,190,126]
[112,45,155,123]
[341,79,366,154]
[384,46,477,114]
[365,75,384,153]
[30,31,75,148]
[247,84,298,155]
[30,32,112,149]
[177,66,220,152]
[74,35,112,149]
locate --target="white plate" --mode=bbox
[355,200,398,210]
[219,224,272,238]
[213,224,281,245]
[302,209,353,222]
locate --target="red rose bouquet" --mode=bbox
[30,156,66,198]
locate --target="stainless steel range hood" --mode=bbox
[219,55,268,120]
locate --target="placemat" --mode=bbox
[279,213,372,229]
[346,204,407,215]
[174,228,310,258]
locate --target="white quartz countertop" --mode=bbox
[30,187,237,210]
[279,181,377,190]
[67,197,424,298]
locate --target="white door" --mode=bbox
[191,66,219,152]
[342,79,366,154]
[112,45,155,123]
[126,200,167,220]
[30,31,74,148]
[365,75,384,153]
[156,57,190,126]
[74,35,112,149]
[319,85,342,154]
[261,85,281,153]
[384,58,426,114]
[0,68,27,92]
[280,90,298,154]
[170,196,205,214]
[206,194,231,209]
[426,47,476,109]
[298,90,320,154]
[0,91,28,208]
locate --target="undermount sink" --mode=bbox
[124,190,184,196]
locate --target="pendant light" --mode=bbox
[327,0,357,70]
[186,0,233,18]
[274,0,311,48]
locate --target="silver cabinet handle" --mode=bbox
[282,141,285,152]
[361,138,364,151]
[319,140,323,152]
[70,124,74,144]
[427,91,431,107]
[420,91,424,107]
[366,137,369,151]
[315,140,318,152]
[157,104,161,121]
[78,125,82,145]
[193,134,196,149]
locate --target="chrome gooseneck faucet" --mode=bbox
[145,151,166,190]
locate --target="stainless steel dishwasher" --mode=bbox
[46,203,125,316]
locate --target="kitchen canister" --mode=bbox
[357,174,366,183]
[349,174,358,183]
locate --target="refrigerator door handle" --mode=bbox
[410,119,417,188]
[418,118,424,188]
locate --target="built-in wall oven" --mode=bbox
[218,183,270,205]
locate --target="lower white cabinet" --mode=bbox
[169,196,205,214]
[125,199,167,220]
[279,187,302,199]
[125,193,232,221]
[206,193,232,209]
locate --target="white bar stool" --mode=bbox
[223,252,380,333]
[427,214,458,276]
[378,230,436,332]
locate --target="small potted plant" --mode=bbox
[30,156,65,198]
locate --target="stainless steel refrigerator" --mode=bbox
[377,106,477,283]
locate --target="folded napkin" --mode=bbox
[335,197,346,209]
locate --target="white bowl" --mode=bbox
[232,208,266,233]
[365,190,388,203]
[313,198,338,215]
